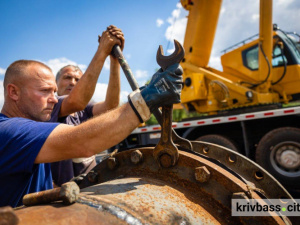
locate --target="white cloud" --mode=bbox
[120,91,130,103]
[167,47,175,55]
[103,57,110,70]
[91,82,129,104]
[135,70,148,79]
[91,83,108,102]
[277,0,294,6]
[220,7,226,15]
[208,56,222,71]
[134,70,149,86]
[0,67,5,75]
[138,80,148,87]
[251,14,259,21]
[156,18,164,27]
[165,4,188,45]
[44,57,87,76]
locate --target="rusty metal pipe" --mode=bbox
[22,182,79,206]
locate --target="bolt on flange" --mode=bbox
[88,170,99,183]
[107,157,117,170]
[195,166,211,183]
[131,150,143,164]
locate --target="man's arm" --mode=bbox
[91,55,121,115]
[59,26,124,117]
[35,63,183,163]
[36,103,139,163]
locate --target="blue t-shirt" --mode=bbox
[0,113,59,207]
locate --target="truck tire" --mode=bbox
[255,127,300,188]
[196,134,239,152]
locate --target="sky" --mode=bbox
[0,0,299,109]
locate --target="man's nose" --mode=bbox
[70,78,77,86]
[49,93,58,104]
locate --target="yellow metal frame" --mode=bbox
[180,0,300,114]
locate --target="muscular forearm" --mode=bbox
[36,103,140,163]
[106,57,120,108]
[91,56,121,115]
[60,48,107,117]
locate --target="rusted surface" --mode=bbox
[14,203,127,225]
[80,177,221,224]
[192,141,294,200]
[0,206,19,225]
[23,188,60,206]
[22,182,79,206]
[14,145,292,224]
[153,105,179,167]
[78,147,286,224]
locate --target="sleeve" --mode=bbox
[49,95,66,122]
[83,101,95,118]
[0,118,60,174]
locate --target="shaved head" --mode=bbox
[1,59,57,121]
[4,60,52,94]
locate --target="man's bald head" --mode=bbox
[3,60,52,94]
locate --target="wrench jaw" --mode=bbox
[156,40,185,71]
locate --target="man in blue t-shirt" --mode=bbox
[0,30,183,208]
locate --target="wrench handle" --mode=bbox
[111,45,139,90]
[161,105,173,143]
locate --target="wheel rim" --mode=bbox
[270,141,300,177]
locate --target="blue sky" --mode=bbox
[0,0,299,107]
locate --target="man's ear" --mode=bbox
[6,83,20,101]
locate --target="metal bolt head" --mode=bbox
[107,157,117,170]
[131,150,143,164]
[160,154,173,168]
[60,181,80,205]
[88,170,98,183]
[195,166,211,183]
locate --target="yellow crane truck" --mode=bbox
[116,0,300,194]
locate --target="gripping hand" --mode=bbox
[128,63,183,122]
